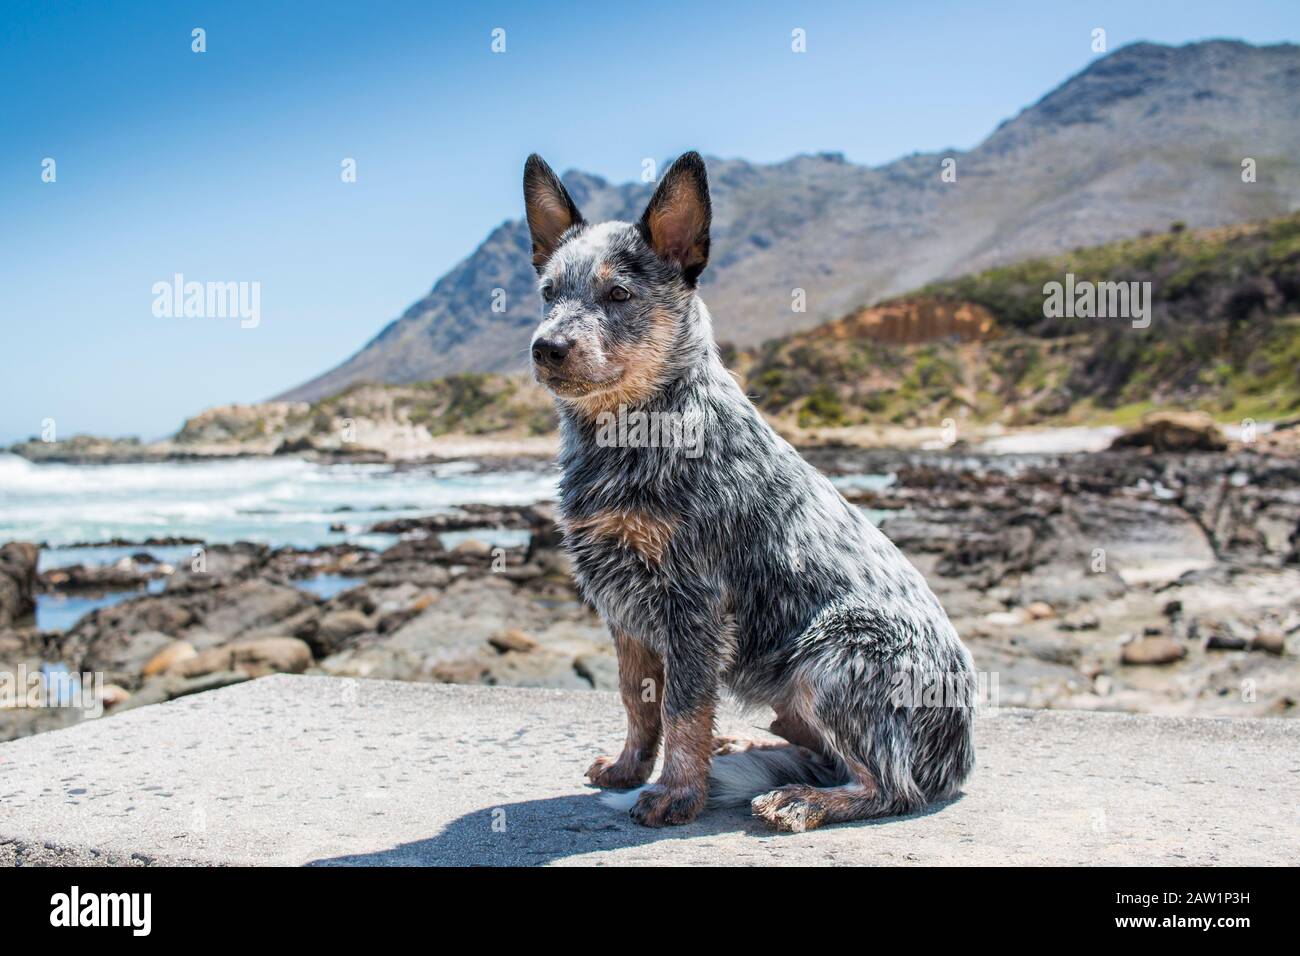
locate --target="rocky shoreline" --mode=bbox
[2,444,1298,741]
[4,432,560,466]
[824,447,1300,713]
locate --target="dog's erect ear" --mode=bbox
[523,154,583,272]
[639,151,711,284]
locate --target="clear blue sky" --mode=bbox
[2,0,1297,443]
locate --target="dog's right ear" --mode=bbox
[523,154,584,272]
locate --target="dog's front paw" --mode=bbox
[586,754,652,790]
[629,783,706,827]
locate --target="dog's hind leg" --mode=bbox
[713,688,832,756]
[769,693,831,754]
[750,768,917,833]
[750,662,974,832]
[749,721,924,832]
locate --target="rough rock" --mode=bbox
[81,629,181,687]
[176,637,313,679]
[59,598,197,680]
[1024,601,1055,620]
[488,628,539,653]
[1121,635,1187,665]
[573,651,619,690]
[0,542,38,627]
[199,580,315,637]
[480,648,592,690]
[1251,631,1286,655]
[99,684,131,708]
[315,609,372,653]
[40,558,161,593]
[140,639,197,678]
[1110,411,1228,453]
[1059,610,1100,631]
[165,543,271,592]
[452,538,493,559]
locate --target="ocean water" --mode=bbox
[293,573,365,601]
[0,453,559,550]
[0,452,900,552]
[37,581,167,632]
[830,473,896,493]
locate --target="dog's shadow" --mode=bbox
[307,790,961,866]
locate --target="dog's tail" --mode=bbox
[600,747,846,811]
[707,747,848,806]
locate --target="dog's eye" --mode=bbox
[541,285,555,303]
[609,286,631,302]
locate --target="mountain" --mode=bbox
[278,40,1300,403]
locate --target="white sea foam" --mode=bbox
[0,453,558,548]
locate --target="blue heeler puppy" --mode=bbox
[523,152,977,831]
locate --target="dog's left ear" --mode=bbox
[639,151,711,284]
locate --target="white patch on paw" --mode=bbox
[599,785,648,811]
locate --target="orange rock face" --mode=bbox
[810,298,998,346]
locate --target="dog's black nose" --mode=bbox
[532,338,570,368]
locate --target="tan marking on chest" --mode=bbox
[566,508,676,564]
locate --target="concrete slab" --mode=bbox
[0,674,1296,866]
